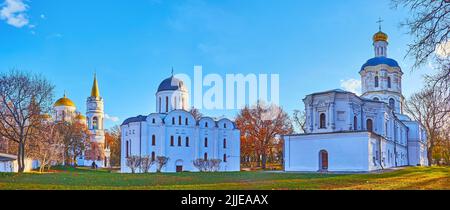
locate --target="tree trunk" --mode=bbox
[17,142,25,173]
[73,155,78,167]
[428,144,434,166]
[261,153,267,170]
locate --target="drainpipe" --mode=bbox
[394,122,397,167]
[378,135,384,170]
[139,121,142,173]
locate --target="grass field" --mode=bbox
[0,166,448,190]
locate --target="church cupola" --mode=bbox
[360,22,404,114]
[373,20,388,57]
[156,69,189,113]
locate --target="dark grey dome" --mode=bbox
[157,76,187,92]
[121,115,147,126]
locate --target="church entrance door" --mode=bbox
[175,159,183,173]
[319,150,328,171]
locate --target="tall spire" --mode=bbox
[91,73,100,98]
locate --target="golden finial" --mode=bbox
[91,73,100,98]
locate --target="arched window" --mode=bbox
[178,136,182,146]
[172,117,175,125]
[205,122,208,128]
[367,119,373,132]
[223,154,227,162]
[204,153,208,161]
[185,118,188,125]
[224,123,227,129]
[92,117,98,130]
[375,76,379,87]
[165,96,169,112]
[387,77,392,88]
[319,113,326,129]
[373,97,380,101]
[170,136,174,146]
[152,118,156,124]
[152,135,156,146]
[204,138,208,147]
[223,138,227,149]
[178,116,182,125]
[151,152,155,161]
[185,137,189,147]
[354,116,358,130]
[389,98,395,110]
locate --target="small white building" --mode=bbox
[120,75,241,173]
[0,153,36,173]
[284,29,428,172]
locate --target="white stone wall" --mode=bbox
[284,132,370,172]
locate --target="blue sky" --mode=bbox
[0,0,434,129]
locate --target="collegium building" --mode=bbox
[284,29,428,172]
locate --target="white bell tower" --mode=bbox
[360,22,404,114]
[86,74,109,167]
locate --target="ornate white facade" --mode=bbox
[284,29,428,172]
[120,75,241,173]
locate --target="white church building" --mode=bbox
[284,29,428,172]
[120,75,240,173]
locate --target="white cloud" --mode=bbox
[0,0,29,28]
[340,78,361,95]
[104,114,120,123]
[40,14,45,19]
[435,41,450,58]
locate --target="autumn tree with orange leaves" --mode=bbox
[105,125,121,167]
[236,102,293,170]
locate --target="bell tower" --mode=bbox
[86,74,109,167]
[360,23,404,114]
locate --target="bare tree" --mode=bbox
[0,70,54,173]
[140,155,155,173]
[126,155,141,173]
[236,101,293,169]
[193,159,207,172]
[393,0,450,166]
[28,118,64,172]
[392,0,449,68]
[405,83,450,165]
[189,107,203,121]
[156,156,169,173]
[209,159,222,172]
[292,110,307,133]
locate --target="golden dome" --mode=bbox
[54,94,76,107]
[41,114,52,119]
[373,31,388,42]
[75,114,86,120]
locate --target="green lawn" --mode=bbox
[0,166,448,190]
